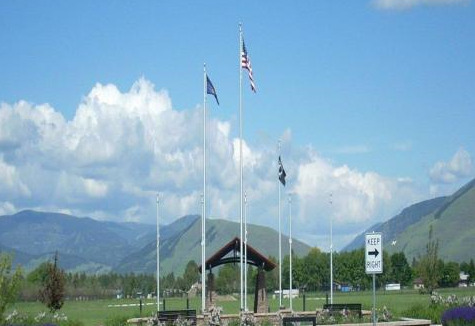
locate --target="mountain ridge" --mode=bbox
[0,210,311,275]
[343,178,475,263]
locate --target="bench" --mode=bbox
[282,316,316,326]
[157,309,197,325]
[323,303,362,318]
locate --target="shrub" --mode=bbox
[0,254,22,322]
[2,310,83,326]
[442,306,475,326]
[103,315,130,326]
[402,303,445,324]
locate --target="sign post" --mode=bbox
[365,232,382,326]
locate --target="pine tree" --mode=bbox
[40,251,65,312]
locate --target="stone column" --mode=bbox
[206,271,215,309]
[253,267,268,313]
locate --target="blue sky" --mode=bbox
[0,0,474,250]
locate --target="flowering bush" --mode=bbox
[314,308,377,325]
[173,315,194,326]
[207,306,222,326]
[430,292,475,308]
[441,306,475,326]
[240,311,256,326]
[379,306,392,322]
[3,310,78,326]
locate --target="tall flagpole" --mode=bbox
[278,140,282,309]
[156,194,160,312]
[202,64,207,313]
[244,191,248,311]
[330,193,333,304]
[289,193,293,312]
[239,23,244,312]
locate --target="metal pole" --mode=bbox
[330,193,333,304]
[278,140,282,309]
[244,191,248,311]
[239,22,244,312]
[156,194,160,312]
[202,63,207,314]
[289,193,293,312]
[373,273,376,326]
[201,194,205,313]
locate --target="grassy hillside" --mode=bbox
[343,196,446,252]
[390,180,475,262]
[0,210,149,268]
[116,217,311,275]
[343,178,475,264]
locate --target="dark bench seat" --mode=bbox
[282,315,316,326]
[157,309,197,325]
[323,303,362,318]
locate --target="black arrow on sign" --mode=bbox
[368,248,379,258]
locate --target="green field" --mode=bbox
[8,287,475,326]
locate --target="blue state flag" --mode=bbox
[206,75,219,105]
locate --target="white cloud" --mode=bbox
[0,202,16,216]
[0,78,424,250]
[429,148,472,184]
[83,178,108,198]
[0,156,31,197]
[293,150,420,249]
[373,0,470,10]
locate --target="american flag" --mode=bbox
[241,39,256,93]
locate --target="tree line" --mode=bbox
[3,225,475,312]
[11,248,474,301]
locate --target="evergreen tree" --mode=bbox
[39,252,65,312]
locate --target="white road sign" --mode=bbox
[365,233,383,274]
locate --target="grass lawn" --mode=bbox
[7,287,475,326]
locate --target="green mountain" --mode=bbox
[0,210,311,275]
[343,178,475,263]
[343,196,446,251]
[116,217,312,276]
[0,210,153,268]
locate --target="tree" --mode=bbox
[389,252,413,286]
[0,253,22,321]
[417,226,441,293]
[440,261,460,288]
[39,252,65,312]
[183,260,199,291]
[215,264,239,294]
[265,256,279,292]
[468,259,475,284]
[27,262,50,285]
[301,248,328,291]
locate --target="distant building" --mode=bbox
[340,283,353,292]
[459,272,469,287]
[385,283,401,291]
[413,278,424,290]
